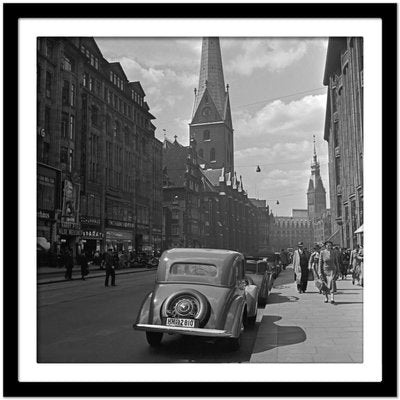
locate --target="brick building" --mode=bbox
[270,209,314,252]
[37,37,162,262]
[323,37,363,248]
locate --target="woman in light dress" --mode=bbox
[318,240,340,304]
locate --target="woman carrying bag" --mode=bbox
[318,240,340,304]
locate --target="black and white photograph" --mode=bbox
[36,34,364,364]
[4,2,396,397]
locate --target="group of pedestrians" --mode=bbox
[292,240,364,304]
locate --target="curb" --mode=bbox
[37,267,157,285]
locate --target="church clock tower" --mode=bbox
[307,135,327,221]
[189,37,234,173]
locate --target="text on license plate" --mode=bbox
[166,318,195,327]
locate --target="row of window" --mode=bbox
[80,44,99,70]
[110,70,124,91]
[198,148,216,162]
[60,146,74,173]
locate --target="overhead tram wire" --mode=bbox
[155,86,327,127]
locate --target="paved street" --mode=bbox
[37,268,262,363]
[250,266,363,363]
[37,264,363,363]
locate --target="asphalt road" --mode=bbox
[38,270,262,363]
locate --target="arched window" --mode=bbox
[198,149,204,158]
[210,148,216,162]
[203,130,210,141]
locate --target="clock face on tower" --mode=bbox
[202,107,211,117]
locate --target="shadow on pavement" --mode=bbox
[333,301,363,305]
[252,315,306,354]
[267,291,299,304]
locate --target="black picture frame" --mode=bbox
[3,2,396,397]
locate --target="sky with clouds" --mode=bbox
[95,37,329,216]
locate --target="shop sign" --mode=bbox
[81,230,103,239]
[61,221,81,230]
[106,219,135,229]
[58,227,82,236]
[37,209,53,220]
[80,216,101,225]
[152,228,162,234]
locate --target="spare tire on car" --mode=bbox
[161,289,210,328]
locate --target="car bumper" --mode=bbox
[133,323,234,338]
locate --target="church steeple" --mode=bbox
[307,135,327,221]
[193,38,227,119]
[189,37,234,173]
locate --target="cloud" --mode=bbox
[225,38,311,76]
[233,94,326,149]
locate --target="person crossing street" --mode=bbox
[104,247,116,287]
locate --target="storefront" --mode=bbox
[152,227,162,254]
[80,216,103,255]
[106,219,134,251]
[135,224,150,253]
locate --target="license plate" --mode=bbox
[166,318,195,328]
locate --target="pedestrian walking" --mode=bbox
[64,248,74,280]
[350,244,362,285]
[79,251,89,280]
[104,247,116,287]
[318,240,340,304]
[279,249,289,270]
[308,243,321,282]
[341,248,350,279]
[292,241,310,294]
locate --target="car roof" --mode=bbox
[157,248,243,285]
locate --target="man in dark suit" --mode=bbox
[292,241,310,293]
[104,247,116,287]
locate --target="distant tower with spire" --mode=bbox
[189,37,234,173]
[307,135,327,221]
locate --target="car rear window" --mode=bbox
[164,262,222,284]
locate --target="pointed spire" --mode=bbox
[193,37,226,117]
[313,134,318,163]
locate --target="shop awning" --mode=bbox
[37,236,51,250]
[354,224,364,234]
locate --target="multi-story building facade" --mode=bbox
[37,37,162,262]
[313,209,332,244]
[269,209,314,252]
[323,37,363,248]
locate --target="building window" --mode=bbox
[96,80,101,94]
[37,66,41,93]
[89,76,93,91]
[350,198,357,244]
[106,114,111,136]
[358,193,363,226]
[335,157,341,185]
[336,195,342,218]
[107,90,111,104]
[210,148,216,162]
[60,146,68,165]
[69,149,74,172]
[44,107,51,136]
[69,115,74,140]
[70,84,75,107]
[115,120,120,138]
[62,80,69,105]
[203,130,210,141]
[61,113,69,138]
[45,71,52,98]
[62,55,74,72]
[344,205,350,248]
[333,122,339,148]
[91,106,99,127]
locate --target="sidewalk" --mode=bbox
[250,266,363,363]
[37,265,156,284]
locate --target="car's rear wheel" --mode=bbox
[146,331,163,347]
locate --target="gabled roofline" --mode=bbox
[109,62,128,82]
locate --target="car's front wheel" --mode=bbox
[146,331,163,347]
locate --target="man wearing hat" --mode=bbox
[292,241,310,293]
[104,247,116,287]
